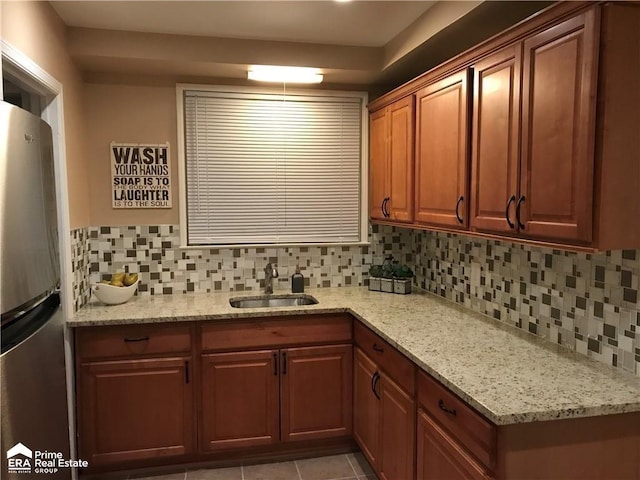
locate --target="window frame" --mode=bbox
[176,83,369,248]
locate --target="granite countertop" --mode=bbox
[70,287,640,426]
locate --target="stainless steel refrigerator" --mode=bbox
[1,101,71,479]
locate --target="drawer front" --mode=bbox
[201,314,352,352]
[76,324,192,360]
[418,371,495,471]
[354,321,415,394]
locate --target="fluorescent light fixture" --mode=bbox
[248,65,323,84]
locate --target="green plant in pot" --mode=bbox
[368,265,383,291]
[393,264,413,295]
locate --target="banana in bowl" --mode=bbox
[92,273,139,305]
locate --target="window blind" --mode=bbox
[183,89,363,245]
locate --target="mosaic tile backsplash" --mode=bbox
[85,224,382,297]
[70,227,91,312]
[374,226,639,375]
[69,223,639,374]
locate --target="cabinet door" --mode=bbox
[415,69,471,229]
[470,45,521,234]
[353,348,381,470]
[370,108,389,221]
[379,373,416,480]
[280,344,352,442]
[201,350,279,451]
[417,410,489,480]
[78,357,194,466]
[520,11,597,243]
[388,96,415,223]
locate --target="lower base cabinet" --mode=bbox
[78,357,194,466]
[201,350,280,450]
[417,409,489,480]
[353,344,415,480]
[201,345,353,451]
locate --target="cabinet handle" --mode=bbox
[372,343,384,353]
[382,197,390,217]
[515,195,526,229]
[282,352,287,375]
[455,196,464,224]
[273,352,278,376]
[381,198,387,217]
[505,195,516,229]
[385,197,391,217]
[370,371,377,397]
[185,361,190,384]
[123,336,149,343]
[372,372,381,400]
[438,399,457,416]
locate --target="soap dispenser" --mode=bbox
[291,265,304,293]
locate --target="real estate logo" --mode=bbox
[7,443,32,474]
[6,442,89,475]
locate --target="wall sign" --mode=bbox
[111,142,171,209]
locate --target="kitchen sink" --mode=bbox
[229,294,318,309]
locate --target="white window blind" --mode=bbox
[183,89,363,245]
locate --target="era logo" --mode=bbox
[7,443,32,473]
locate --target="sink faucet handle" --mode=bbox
[265,263,278,277]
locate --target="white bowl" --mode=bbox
[92,280,138,305]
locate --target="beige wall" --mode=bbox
[1,1,90,229]
[84,83,179,226]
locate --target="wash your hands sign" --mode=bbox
[111,142,171,209]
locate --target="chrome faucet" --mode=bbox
[264,262,279,294]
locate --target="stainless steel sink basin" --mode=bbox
[229,294,318,309]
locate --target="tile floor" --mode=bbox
[128,453,376,480]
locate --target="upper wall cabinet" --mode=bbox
[471,12,597,244]
[370,2,640,251]
[415,69,471,229]
[369,96,415,223]
[469,44,522,235]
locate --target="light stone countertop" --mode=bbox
[69,287,640,426]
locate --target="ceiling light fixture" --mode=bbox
[248,65,323,84]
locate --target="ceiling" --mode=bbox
[51,1,436,48]
[50,1,551,90]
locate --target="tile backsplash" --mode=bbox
[70,227,91,312]
[84,224,383,298]
[383,226,639,375]
[69,223,639,374]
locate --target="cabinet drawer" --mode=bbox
[201,314,352,352]
[418,371,496,471]
[354,322,415,394]
[76,324,192,360]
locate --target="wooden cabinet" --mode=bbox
[469,44,521,235]
[76,325,195,467]
[371,2,640,251]
[201,345,353,451]
[353,323,416,480]
[369,96,414,223]
[200,315,353,452]
[201,350,279,450]
[417,410,489,480]
[417,371,495,480]
[472,11,598,245]
[353,348,380,466]
[519,11,597,243]
[415,68,471,229]
[281,345,352,442]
